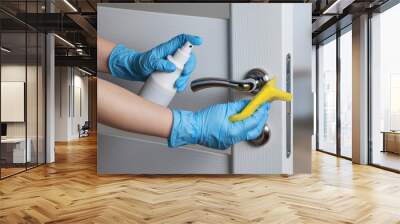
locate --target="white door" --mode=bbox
[97,3,302,174]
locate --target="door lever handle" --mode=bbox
[190,68,272,147]
[190,68,269,94]
[190,78,256,93]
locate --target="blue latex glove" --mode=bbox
[108,34,202,92]
[168,100,270,150]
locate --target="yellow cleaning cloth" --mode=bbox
[229,78,292,122]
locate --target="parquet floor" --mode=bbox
[1,134,400,224]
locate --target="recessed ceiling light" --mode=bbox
[322,0,354,15]
[63,0,78,12]
[78,67,93,76]
[54,34,75,48]
[1,47,11,53]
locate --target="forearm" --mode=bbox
[98,78,173,138]
[97,37,116,73]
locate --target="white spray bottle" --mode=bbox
[139,41,193,106]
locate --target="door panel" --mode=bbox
[97,3,299,174]
[230,4,293,174]
[98,5,232,174]
[98,124,230,174]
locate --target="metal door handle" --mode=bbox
[191,78,256,92]
[190,68,271,146]
[190,68,269,94]
[248,124,271,146]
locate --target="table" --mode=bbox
[381,131,400,154]
[1,138,32,164]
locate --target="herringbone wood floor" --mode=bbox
[1,134,400,224]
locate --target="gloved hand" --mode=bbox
[168,100,270,150]
[108,34,202,92]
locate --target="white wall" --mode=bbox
[1,63,46,164]
[55,67,89,141]
[71,73,89,138]
[1,65,36,138]
[55,66,69,141]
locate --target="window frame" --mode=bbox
[315,24,353,161]
[0,0,47,180]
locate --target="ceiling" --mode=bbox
[0,0,393,72]
[0,0,98,72]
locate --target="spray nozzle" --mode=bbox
[179,41,193,55]
[169,41,193,70]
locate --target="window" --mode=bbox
[370,3,400,171]
[316,26,353,159]
[0,1,47,179]
[339,28,352,158]
[317,36,337,155]
[1,30,28,178]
